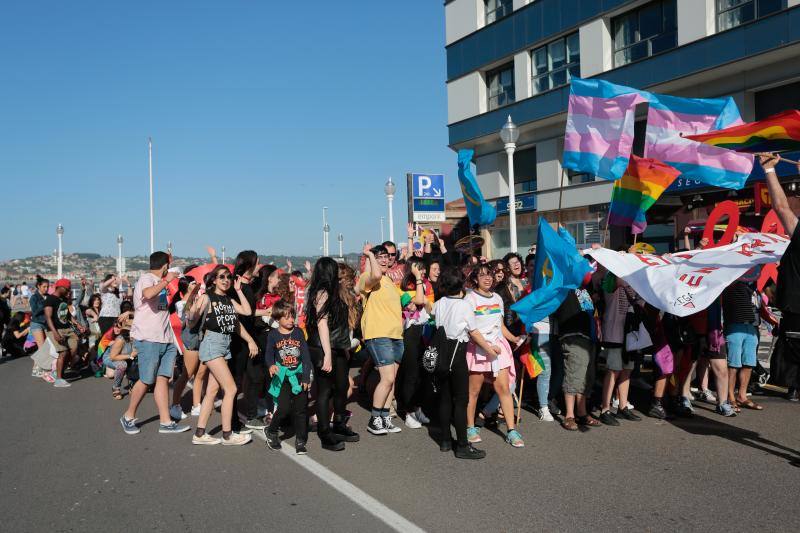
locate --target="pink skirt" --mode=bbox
[466,336,516,381]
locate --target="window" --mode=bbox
[487,63,515,111]
[485,0,513,25]
[564,221,602,249]
[567,169,595,185]
[514,147,537,193]
[532,33,580,95]
[612,0,677,67]
[717,0,784,31]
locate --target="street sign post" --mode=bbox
[409,173,445,223]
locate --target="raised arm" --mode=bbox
[760,153,798,235]
[231,277,252,316]
[142,271,176,301]
[361,244,382,290]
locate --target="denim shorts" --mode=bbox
[365,337,404,367]
[30,322,46,333]
[134,340,177,385]
[199,330,232,363]
[725,323,758,368]
[181,328,200,351]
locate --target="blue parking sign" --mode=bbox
[412,174,444,199]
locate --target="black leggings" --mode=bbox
[311,346,349,434]
[397,325,423,413]
[437,345,469,447]
[268,380,308,443]
[229,330,267,427]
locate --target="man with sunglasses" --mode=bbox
[381,241,405,286]
[120,252,189,435]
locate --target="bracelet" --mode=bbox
[416,280,423,284]
[765,168,776,174]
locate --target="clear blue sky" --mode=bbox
[0,1,459,260]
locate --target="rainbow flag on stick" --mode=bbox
[608,155,682,235]
[687,110,800,153]
[519,343,546,379]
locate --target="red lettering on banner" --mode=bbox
[703,200,740,248]
[679,274,704,287]
[757,208,786,292]
[636,255,662,267]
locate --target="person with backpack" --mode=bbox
[429,267,486,460]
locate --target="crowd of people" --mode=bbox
[3,155,799,460]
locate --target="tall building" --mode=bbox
[446,0,800,256]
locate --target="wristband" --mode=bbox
[765,168,776,174]
[416,280,423,285]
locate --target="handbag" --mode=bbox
[625,309,653,352]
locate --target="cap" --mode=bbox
[400,292,413,308]
[54,279,71,289]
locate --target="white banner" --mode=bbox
[585,233,788,317]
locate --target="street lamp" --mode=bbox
[221,246,226,264]
[148,137,154,254]
[384,177,396,243]
[56,224,64,278]
[500,115,520,253]
[380,216,385,242]
[117,235,124,276]
[337,233,344,259]
[323,207,330,257]
[167,241,173,257]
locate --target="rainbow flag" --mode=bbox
[687,110,800,153]
[609,155,682,234]
[519,343,545,379]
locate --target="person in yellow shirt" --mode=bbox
[359,243,424,435]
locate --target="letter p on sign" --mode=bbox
[418,175,431,197]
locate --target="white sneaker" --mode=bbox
[627,402,635,410]
[222,432,252,446]
[404,413,422,429]
[192,434,221,446]
[383,415,402,433]
[611,397,619,410]
[31,366,42,377]
[169,405,187,420]
[190,404,201,416]
[414,407,430,425]
[537,406,554,422]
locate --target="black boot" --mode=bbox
[318,431,345,451]
[455,444,486,460]
[331,418,360,442]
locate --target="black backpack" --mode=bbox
[422,326,462,377]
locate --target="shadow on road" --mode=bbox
[668,406,800,467]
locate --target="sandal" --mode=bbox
[577,415,601,427]
[731,400,742,413]
[112,389,123,400]
[738,399,763,410]
[561,417,578,431]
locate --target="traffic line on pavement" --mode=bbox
[250,429,425,533]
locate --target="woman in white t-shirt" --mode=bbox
[431,268,495,460]
[99,274,133,335]
[464,264,525,448]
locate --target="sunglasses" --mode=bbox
[217,274,232,280]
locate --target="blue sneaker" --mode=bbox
[506,429,524,448]
[466,426,481,443]
[158,421,191,434]
[716,402,737,417]
[120,415,140,435]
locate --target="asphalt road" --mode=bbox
[1,354,799,533]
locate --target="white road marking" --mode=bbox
[250,429,425,533]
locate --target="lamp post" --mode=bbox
[380,216,385,242]
[221,246,226,264]
[148,137,155,254]
[500,115,520,253]
[322,206,330,257]
[337,233,344,259]
[384,177,396,243]
[117,235,124,276]
[167,241,173,257]
[56,224,64,278]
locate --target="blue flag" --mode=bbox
[457,149,496,227]
[511,222,591,331]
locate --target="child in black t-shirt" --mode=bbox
[264,300,312,454]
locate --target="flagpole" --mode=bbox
[557,168,566,226]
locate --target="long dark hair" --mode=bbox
[204,265,231,294]
[401,257,426,291]
[255,264,278,300]
[169,275,195,313]
[233,250,259,278]
[306,257,347,329]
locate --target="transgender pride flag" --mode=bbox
[563,79,647,181]
[563,78,754,190]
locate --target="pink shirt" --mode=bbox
[130,272,172,343]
